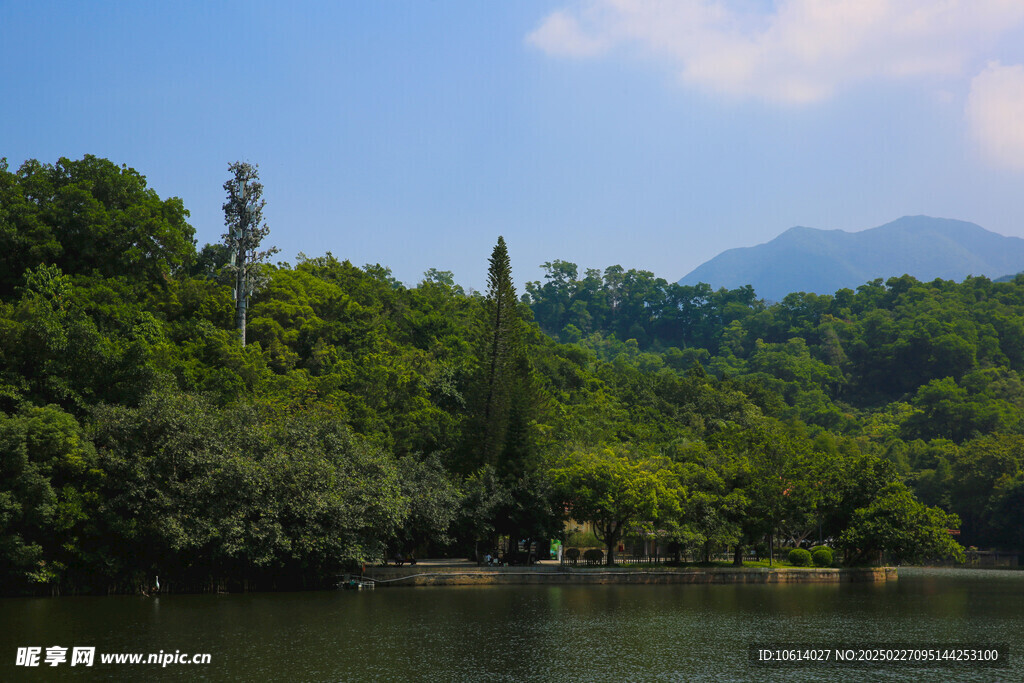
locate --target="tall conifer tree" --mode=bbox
[479,236,521,466]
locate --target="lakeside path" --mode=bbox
[362,560,897,587]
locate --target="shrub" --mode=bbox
[811,547,834,567]
[788,548,812,566]
[566,530,602,548]
[583,548,604,565]
[565,548,580,565]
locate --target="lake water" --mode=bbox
[2,568,1021,681]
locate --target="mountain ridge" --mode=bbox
[679,216,1024,301]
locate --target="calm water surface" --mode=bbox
[1,568,1021,681]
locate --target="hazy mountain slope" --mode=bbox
[679,216,1024,301]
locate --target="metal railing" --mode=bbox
[560,552,761,566]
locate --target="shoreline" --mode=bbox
[362,565,898,587]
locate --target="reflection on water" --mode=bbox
[1,568,1021,681]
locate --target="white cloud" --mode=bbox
[527,0,1024,104]
[966,61,1024,170]
[525,9,611,58]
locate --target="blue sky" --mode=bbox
[4,1,1024,291]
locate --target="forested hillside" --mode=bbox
[0,156,1002,595]
[526,261,1024,550]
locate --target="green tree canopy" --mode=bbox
[549,447,681,565]
[0,155,194,297]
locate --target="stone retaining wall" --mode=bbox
[362,566,896,587]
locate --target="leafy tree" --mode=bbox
[268,409,407,572]
[454,465,511,561]
[837,483,963,565]
[489,468,561,561]
[902,377,1017,442]
[947,434,1024,546]
[0,156,194,297]
[984,471,1024,550]
[549,448,680,565]
[670,461,743,563]
[393,454,462,555]
[707,422,821,565]
[0,266,161,413]
[0,405,98,592]
[818,450,902,545]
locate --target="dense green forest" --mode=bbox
[3,155,1016,594]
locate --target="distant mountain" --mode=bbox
[678,216,1024,302]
